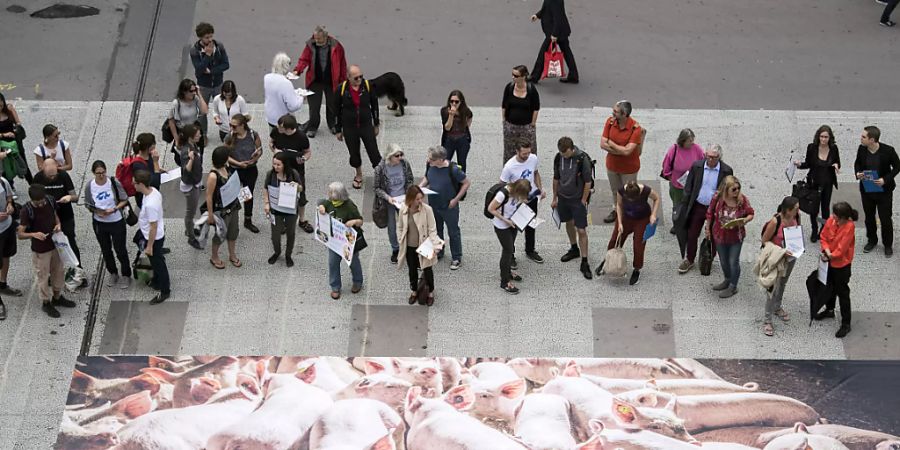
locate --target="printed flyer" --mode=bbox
[313,212,358,266]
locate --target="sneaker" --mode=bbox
[603,210,617,224]
[52,295,77,308]
[864,242,877,253]
[244,220,260,234]
[835,324,851,338]
[677,260,694,274]
[390,250,399,264]
[437,250,445,260]
[668,226,676,235]
[450,260,461,270]
[629,270,641,286]
[502,283,520,294]
[561,247,580,262]
[329,126,339,135]
[106,273,120,288]
[188,238,203,250]
[526,251,544,264]
[285,256,294,268]
[581,261,593,280]
[711,280,730,291]
[510,258,518,271]
[118,276,131,289]
[814,309,836,321]
[886,247,894,258]
[268,253,280,265]
[351,284,362,294]
[306,129,317,138]
[150,292,170,305]
[595,260,606,276]
[718,286,737,299]
[880,20,896,27]
[876,0,889,5]
[0,285,22,296]
[810,233,819,243]
[42,302,61,318]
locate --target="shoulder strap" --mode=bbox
[365,79,370,92]
[340,81,348,96]
[668,144,677,172]
[39,144,46,158]
[60,140,66,153]
[109,177,121,202]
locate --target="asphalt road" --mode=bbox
[2,0,899,110]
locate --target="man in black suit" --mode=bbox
[854,125,900,257]
[530,0,579,84]
[674,144,733,273]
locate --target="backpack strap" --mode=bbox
[340,81,348,96]
[60,140,66,155]
[39,144,46,159]
[365,79,370,92]
[109,176,122,203]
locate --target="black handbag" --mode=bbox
[353,227,368,253]
[660,144,677,180]
[698,238,714,276]
[792,180,820,215]
[372,198,389,229]
[124,203,138,226]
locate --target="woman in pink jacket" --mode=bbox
[660,129,704,233]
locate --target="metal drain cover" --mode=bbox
[30,4,99,19]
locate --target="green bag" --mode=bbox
[0,140,27,180]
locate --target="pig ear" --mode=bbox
[391,358,403,371]
[587,419,605,435]
[366,360,387,375]
[370,430,395,450]
[405,386,423,413]
[793,422,809,434]
[130,373,161,395]
[140,367,178,383]
[70,369,97,392]
[563,360,581,377]
[443,384,475,411]
[112,390,154,419]
[295,361,317,384]
[663,395,677,412]
[254,359,270,383]
[549,367,560,379]
[499,379,526,399]
[355,377,372,394]
[236,373,261,399]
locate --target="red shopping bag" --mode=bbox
[542,42,566,80]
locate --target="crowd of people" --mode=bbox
[0,13,897,343]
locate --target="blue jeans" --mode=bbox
[716,242,743,289]
[328,250,363,292]
[433,205,462,261]
[444,135,471,171]
[386,203,399,252]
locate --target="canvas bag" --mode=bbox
[604,234,628,277]
[542,42,566,79]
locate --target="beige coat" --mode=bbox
[753,242,788,290]
[396,203,442,269]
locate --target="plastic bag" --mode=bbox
[52,232,80,268]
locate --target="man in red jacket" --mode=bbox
[292,26,348,138]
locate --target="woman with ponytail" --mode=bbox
[815,201,858,338]
[759,196,800,336]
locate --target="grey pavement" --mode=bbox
[1,100,899,447]
[2,0,900,109]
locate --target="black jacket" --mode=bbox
[535,0,571,38]
[189,40,230,88]
[677,159,734,226]
[798,143,841,189]
[334,80,379,133]
[854,143,900,193]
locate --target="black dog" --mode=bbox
[369,72,408,116]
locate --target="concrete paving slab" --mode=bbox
[830,182,865,215]
[592,307,676,357]
[348,304,428,357]
[842,312,900,360]
[99,301,188,355]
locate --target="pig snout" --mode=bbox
[420,368,438,379]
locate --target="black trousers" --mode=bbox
[60,217,82,268]
[149,237,170,295]
[861,191,893,247]
[234,165,259,218]
[513,197,539,254]
[405,246,434,292]
[93,219,131,277]
[307,81,337,131]
[809,183,834,237]
[531,35,579,81]
[882,0,899,22]
[825,264,852,325]
[495,226,517,286]
[344,124,381,169]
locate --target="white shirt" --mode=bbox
[0,178,12,233]
[264,73,304,126]
[33,139,70,168]
[90,179,123,223]
[139,189,165,240]
[210,94,249,133]
[491,189,520,230]
[500,154,539,194]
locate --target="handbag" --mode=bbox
[659,144,677,180]
[124,203,138,226]
[541,42,566,80]
[353,227,368,253]
[415,276,430,305]
[604,234,628,277]
[792,180,820,215]
[699,237,714,276]
[372,198,389,229]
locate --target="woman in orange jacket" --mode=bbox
[814,201,859,338]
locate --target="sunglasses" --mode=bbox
[449,100,460,104]
[393,152,404,157]
[730,186,741,191]
[352,75,363,81]
[512,73,523,78]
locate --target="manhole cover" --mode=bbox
[652,323,671,334]
[6,5,26,13]
[31,4,99,19]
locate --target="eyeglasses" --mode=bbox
[730,186,741,192]
[230,123,239,128]
[449,100,460,104]
[94,171,106,176]
[393,153,404,157]
[512,73,523,78]
[352,75,363,81]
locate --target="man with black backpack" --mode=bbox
[552,137,594,279]
[500,139,546,266]
[419,146,470,270]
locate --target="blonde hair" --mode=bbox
[271,52,292,75]
[507,179,531,202]
[717,175,741,201]
[384,143,403,159]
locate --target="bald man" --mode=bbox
[334,64,380,190]
[32,158,85,288]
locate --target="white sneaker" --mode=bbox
[106,273,119,287]
[118,276,132,290]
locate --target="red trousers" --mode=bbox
[607,215,650,270]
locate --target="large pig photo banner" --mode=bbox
[56,357,900,450]
[313,212,358,266]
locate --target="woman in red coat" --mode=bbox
[815,201,859,338]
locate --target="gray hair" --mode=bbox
[326,181,350,202]
[706,143,723,158]
[427,146,447,161]
[615,100,632,117]
[384,143,404,159]
[271,52,292,75]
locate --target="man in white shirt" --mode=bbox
[134,170,170,304]
[500,138,547,265]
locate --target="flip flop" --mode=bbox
[352,177,362,189]
[210,259,225,270]
[229,257,242,268]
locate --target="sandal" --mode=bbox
[209,259,225,270]
[763,323,774,336]
[511,273,523,282]
[298,221,314,233]
[352,177,362,189]
[775,308,790,322]
[229,257,242,268]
